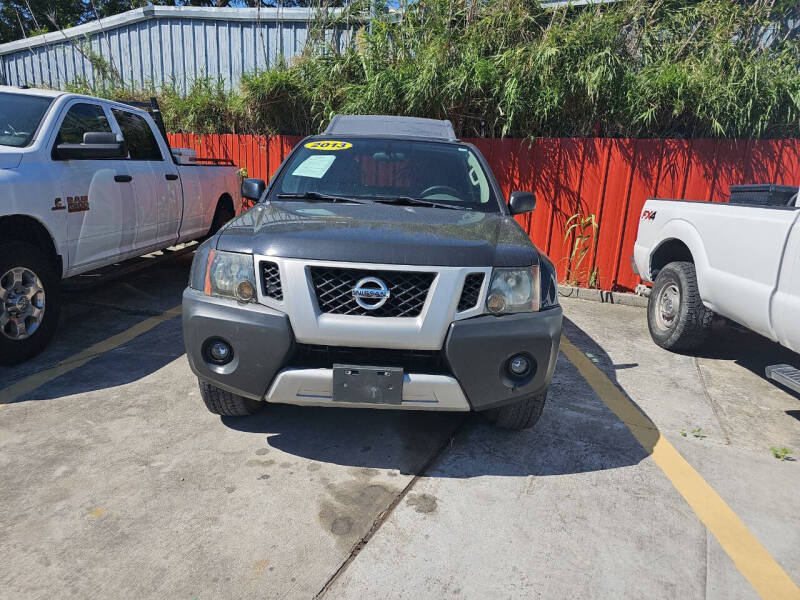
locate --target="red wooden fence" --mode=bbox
[167,133,800,292]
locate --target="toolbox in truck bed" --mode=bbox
[729,184,799,207]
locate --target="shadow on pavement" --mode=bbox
[689,322,800,400]
[223,316,653,478]
[6,317,185,402]
[1,256,192,400]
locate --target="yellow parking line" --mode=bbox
[560,335,800,600]
[0,305,182,405]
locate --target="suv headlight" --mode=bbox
[195,249,257,303]
[486,266,540,313]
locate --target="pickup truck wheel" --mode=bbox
[198,379,264,416]
[0,242,61,366]
[208,203,234,236]
[493,390,547,430]
[648,261,713,351]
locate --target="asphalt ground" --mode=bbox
[1,254,799,599]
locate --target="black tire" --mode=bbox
[482,407,500,422]
[648,261,713,351]
[198,379,264,416]
[494,390,547,430]
[0,242,61,366]
[207,201,235,237]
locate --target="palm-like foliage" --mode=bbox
[69,0,800,138]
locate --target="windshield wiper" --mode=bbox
[370,196,471,211]
[275,192,372,204]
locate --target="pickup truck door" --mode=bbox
[109,108,182,251]
[50,100,136,272]
[771,208,800,353]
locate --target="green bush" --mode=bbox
[70,0,800,139]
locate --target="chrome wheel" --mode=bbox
[0,267,46,341]
[654,283,680,331]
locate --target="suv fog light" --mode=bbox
[507,354,531,377]
[206,339,233,365]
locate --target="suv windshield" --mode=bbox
[268,138,500,212]
[0,93,54,148]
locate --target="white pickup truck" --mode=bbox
[633,186,800,392]
[0,86,242,365]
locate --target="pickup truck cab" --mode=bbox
[632,190,800,359]
[182,115,562,430]
[0,86,241,364]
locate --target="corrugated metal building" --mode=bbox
[0,2,618,91]
[0,6,353,91]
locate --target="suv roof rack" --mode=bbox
[324,115,458,141]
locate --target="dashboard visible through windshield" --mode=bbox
[0,93,54,148]
[268,138,500,212]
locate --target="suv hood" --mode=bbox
[216,201,538,267]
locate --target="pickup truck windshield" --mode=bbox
[269,138,500,212]
[0,93,53,148]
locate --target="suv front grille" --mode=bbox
[458,273,485,311]
[309,267,435,317]
[260,261,283,300]
[291,344,449,375]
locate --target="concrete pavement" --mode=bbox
[1,258,798,599]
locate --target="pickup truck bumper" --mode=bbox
[182,288,562,412]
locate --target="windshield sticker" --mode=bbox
[295,208,337,216]
[305,140,352,151]
[291,154,336,179]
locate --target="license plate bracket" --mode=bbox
[332,364,404,405]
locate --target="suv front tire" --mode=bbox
[198,380,264,416]
[484,390,547,430]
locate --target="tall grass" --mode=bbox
[68,0,800,139]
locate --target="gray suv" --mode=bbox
[182,116,562,429]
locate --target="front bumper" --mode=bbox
[182,289,294,400]
[444,310,562,410]
[183,288,562,411]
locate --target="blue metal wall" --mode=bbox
[0,6,352,91]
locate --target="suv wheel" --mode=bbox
[198,380,264,416]
[0,242,61,366]
[648,261,713,351]
[488,390,547,430]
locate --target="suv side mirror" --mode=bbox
[508,191,536,215]
[54,132,127,160]
[242,178,266,201]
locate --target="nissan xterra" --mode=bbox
[182,115,562,429]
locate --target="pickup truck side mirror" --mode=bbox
[242,178,266,201]
[54,132,128,160]
[508,191,536,215]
